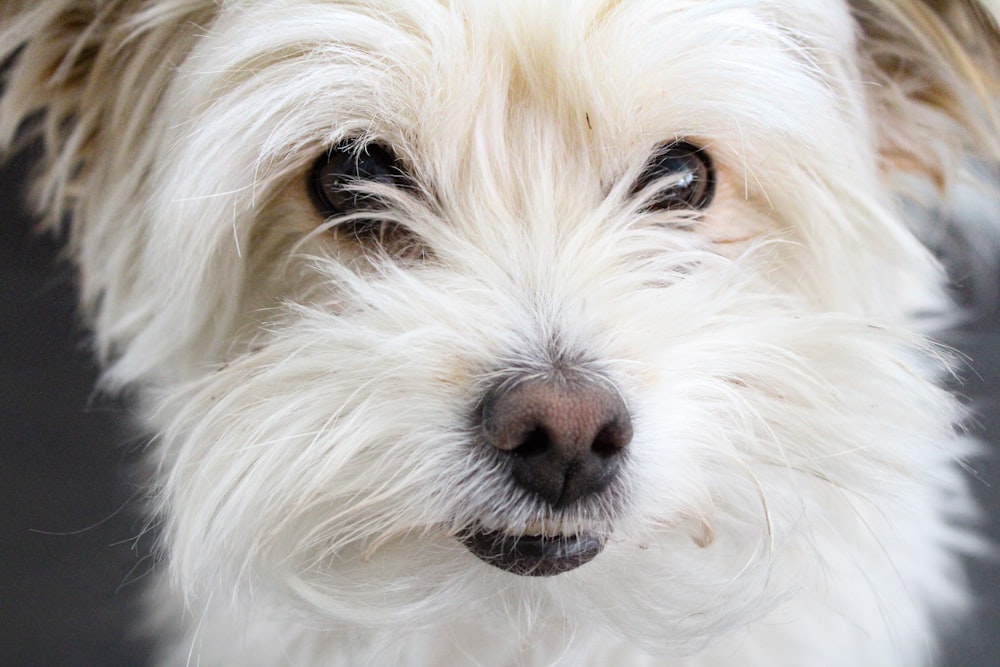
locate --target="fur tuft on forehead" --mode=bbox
[3,1,999,195]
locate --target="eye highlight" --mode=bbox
[308,140,408,217]
[631,141,715,212]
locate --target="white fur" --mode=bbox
[2,1,999,665]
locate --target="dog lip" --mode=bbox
[461,529,604,576]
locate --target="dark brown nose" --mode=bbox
[479,374,632,508]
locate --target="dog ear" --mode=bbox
[0,0,217,228]
[852,0,1000,185]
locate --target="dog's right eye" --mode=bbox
[309,141,408,217]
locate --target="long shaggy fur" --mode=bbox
[2,1,1000,665]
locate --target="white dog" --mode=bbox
[3,1,999,665]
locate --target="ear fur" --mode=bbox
[0,0,217,231]
[851,0,1000,183]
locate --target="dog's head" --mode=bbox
[3,0,999,656]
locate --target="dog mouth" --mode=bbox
[461,529,605,576]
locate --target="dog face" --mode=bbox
[3,0,999,660]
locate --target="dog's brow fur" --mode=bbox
[2,1,1000,665]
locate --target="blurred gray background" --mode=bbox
[1,148,998,665]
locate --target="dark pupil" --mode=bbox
[311,142,401,214]
[344,144,397,182]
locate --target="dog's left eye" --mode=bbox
[632,141,715,211]
[309,141,408,217]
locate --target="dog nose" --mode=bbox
[480,374,632,508]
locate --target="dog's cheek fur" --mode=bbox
[146,258,974,663]
[2,1,999,665]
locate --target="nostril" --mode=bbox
[591,423,627,458]
[513,425,551,458]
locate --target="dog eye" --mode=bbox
[309,141,407,216]
[632,141,715,211]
